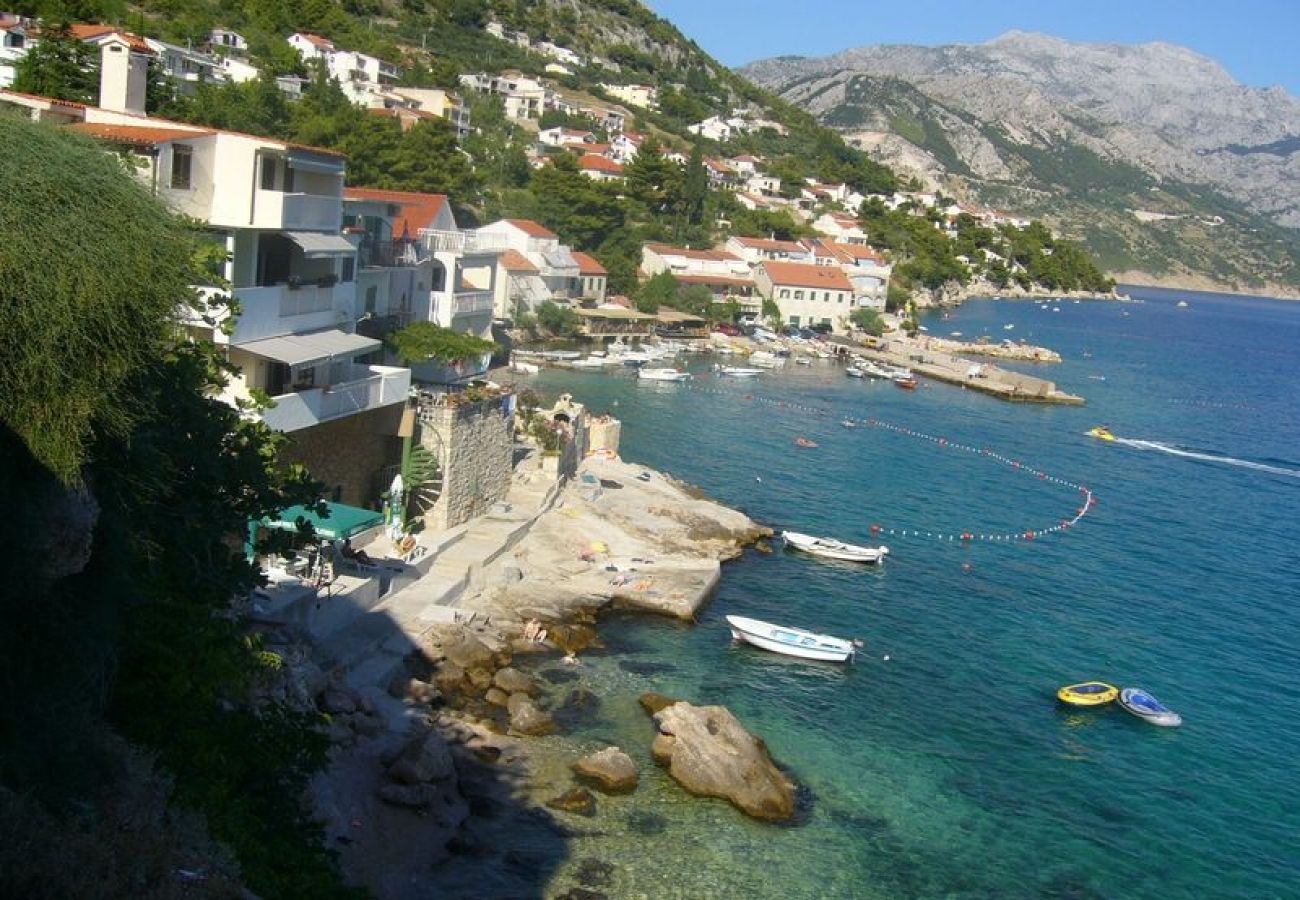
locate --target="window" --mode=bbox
[794,290,804,300]
[170,146,192,190]
[341,258,355,283]
[260,156,277,190]
[779,289,790,299]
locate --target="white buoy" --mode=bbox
[883,654,891,661]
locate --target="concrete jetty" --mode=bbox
[852,336,1084,405]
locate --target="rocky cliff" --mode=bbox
[743,31,1300,293]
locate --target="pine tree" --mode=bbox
[11,22,98,104]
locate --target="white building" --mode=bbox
[0,14,31,89]
[754,261,855,332]
[288,33,401,104]
[208,29,248,55]
[535,41,582,67]
[2,46,414,504]
[460,70,546,120]
[813,212,869,245]
[725,236,812,265]
[144,37,221,95]
[600,82,657,109]
[219,55,260,83]
[371,87,472,140]
[687,115,732,142]
[577,154,624,182]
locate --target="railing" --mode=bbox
[252,189,342,231]
[452,291,494,316]
[419,229,552,256]
[261,365,410,432]
[278,283,336,317]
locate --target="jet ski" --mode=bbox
[1087,426,1116,442]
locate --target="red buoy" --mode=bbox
[870,523,882,535]
[1024,530,1036,540]
[961,532,973,542]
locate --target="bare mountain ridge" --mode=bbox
[741,31,1300,291]
[744,31,1300,225]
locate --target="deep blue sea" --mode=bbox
[520,286,1300,899]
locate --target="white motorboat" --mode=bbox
[795,357,812,366]
[862,362,893,379]
[783,530,889,564]
[510,360,540,374]
[747,350,784,368]
[638,367,691,382]
[570,357,607,369]
[726,615,856,663]
[1118,688,1183,727]
[845,366,865,378]
[714,365,764,377]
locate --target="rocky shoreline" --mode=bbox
[276,456,778,899]
[915,276,1121,309]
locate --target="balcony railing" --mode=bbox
[252,190,342,231]
[451,290,494,316]
[419,229,553,256]
[260,364,410,432]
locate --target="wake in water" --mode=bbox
[1114,438,1300,479]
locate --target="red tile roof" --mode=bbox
[499,249,539,273]
[578,154,624,175]
[731,236,806,254]
[760,261,853,291]
[68,122,213,145]
[297,33,334,50]
[503,218,557,239]
[674,274,755,288]
[0,88,89,109]
[68,24,153,53]
[571,251,607,276]
[644,243,741,263]
[343,187,449,238]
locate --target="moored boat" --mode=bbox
[725,614,857,662]
[894,376,918,390]
[846,366,865,378]
[1056,682,1119,707]
[1118,688,1183,726]
[638,367,691,382]
[570,357,607,369]
[714,365,764,377]
[783,530,888,563]
[794,437,819,448]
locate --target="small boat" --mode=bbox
[795,357,812,366]
[638,367,691,382]
[570,357,607,369]
[794,437,819,448]
[510,359,540,374]
[1004,324,1015,331]
[1176,300,1189,309]
[1118,688,1183,727]
[894,376,918,390]
[840,419,857,428]
[1056,682,1119,707]
[1087,426,1116,442]
[714,365,764,377]
[845,366,865,378]
[862,362,893,379]
[726,614,856,663]
[782,530,888,564]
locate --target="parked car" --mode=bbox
[713,323,740,336]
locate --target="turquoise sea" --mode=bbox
[518,287,1300,899]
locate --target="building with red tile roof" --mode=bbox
[498,249,540,273]
[577,153,625,180]
[343,187,451,239]
[755,261,857,332]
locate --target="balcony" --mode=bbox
[260,364,411,432]
[252,190,342,231]
[452,290,494,316]
[229,283,347,344]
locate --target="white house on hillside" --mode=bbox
[600,83,657,109]
[460,70,546,120]
[754,261,855,332]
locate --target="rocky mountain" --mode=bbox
[742,31,1300,293]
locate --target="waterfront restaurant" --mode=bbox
[574,306,656,339]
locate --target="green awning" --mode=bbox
[258,501,383,541]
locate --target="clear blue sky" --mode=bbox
[646,0,1300,95]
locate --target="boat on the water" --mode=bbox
[783,530,888,564]
[570,357,607,369]
[509,359,540,374]
[725,614,857,663]
[638,367,691,382]
[1118,688,1182,726]
[794,437,819,448]
[1056,682,1119,707]
[894,376,918,390]
[1087,426,1116,442]
[845,366,865,378]
[714,365,764,377]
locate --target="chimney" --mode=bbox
[99,35,148,115]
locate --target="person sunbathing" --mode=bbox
[340,539,374,565]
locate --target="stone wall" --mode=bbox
[419,395,515,530]
[587,415,621,456]
[279,404,405,507]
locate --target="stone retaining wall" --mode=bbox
[419,396,515,530]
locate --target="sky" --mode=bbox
[646,0,1300,95]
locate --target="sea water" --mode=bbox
[513,287,1300,899]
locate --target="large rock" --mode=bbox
[507,693,556,736]
[442,631,499,672]
[387,732,456,784]
[651,702,796,822]
[493,666,537,696]
[638,692,681,716]
[572,747,638,794]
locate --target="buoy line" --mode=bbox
[683,382,1097,545]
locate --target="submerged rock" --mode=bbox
[546,787,597,817]
[493,666,537,696]
[651,702,796,822]
[507,693,556,736]
[572,747,638,794]
[638,692,681,716]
